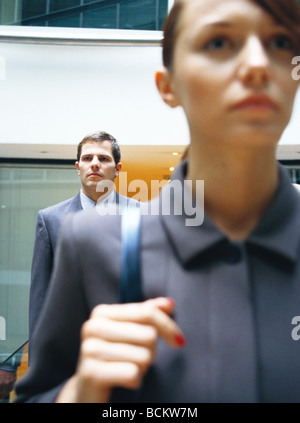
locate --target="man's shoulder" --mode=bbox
[64,197,162,240]
[61,208,123,252]
[59,201,167,268]
[39,193,81,219]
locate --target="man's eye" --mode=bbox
[204,37,231,51]
[82,157,91,161]
[100,157,109,161]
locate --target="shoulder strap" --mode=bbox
[111,206,143,403]
[120,206,143,303]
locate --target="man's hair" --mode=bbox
[77,131,121,164]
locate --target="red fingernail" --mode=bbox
[166,297,176,306]
[175,333,186,347]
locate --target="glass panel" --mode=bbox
[82,5,117,29]
[50,0,81,13]
[281,166,300,185]
[0,164,79,365]
[294,170,300,184]
[47,14,81,27]
[0,0,169,30]
[21,0,47,20]
[120,0,158,31]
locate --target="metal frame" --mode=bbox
[0,0,175,45]
[0,25,163,45]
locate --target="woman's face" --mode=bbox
[162,0,299,149]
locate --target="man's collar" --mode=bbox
[98,189,115,205]
[80,190,96,210]
[80,189,116,210]
[159,161,300,267]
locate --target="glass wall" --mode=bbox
[284,163,300,184]
[0,162,79,366]
[0,0,169,30]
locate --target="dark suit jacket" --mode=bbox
[29,192,82,348]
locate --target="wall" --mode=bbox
[0,26,188,156]
[0,25,299,159]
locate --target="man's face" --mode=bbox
[75,140,121,200]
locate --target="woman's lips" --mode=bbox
[231,94,278,111]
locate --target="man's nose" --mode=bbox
[91,156,100,167]
[237,36,271,87]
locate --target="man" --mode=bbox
[28,130,137,351]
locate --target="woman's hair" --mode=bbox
[162,0,300,69]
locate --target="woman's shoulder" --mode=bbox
[60,202,165,247]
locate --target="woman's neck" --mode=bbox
[186,142,279,240]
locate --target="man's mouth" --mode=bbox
[88,173,102,177]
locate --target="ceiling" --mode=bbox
[2,141,299,161]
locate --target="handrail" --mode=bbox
[0,26,163,46]
[0,341,28,366]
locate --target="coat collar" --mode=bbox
[67,192,82,213]
[159,161,300,267]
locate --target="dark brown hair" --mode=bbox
[162,0,300,69]
[76,131,121,164]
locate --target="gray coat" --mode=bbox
[29,191,136,348]
[17,162,300,403]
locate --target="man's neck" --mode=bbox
[81,187,114,203]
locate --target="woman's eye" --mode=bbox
[270,35,294,51]
[204,37,231,51]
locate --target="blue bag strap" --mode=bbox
[120,206,143,303]
[111,206,143,403]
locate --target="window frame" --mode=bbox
[0,0,175,45]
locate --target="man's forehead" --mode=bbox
[81,140,113,155]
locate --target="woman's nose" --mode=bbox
[237,36,271,87]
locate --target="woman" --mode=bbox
[16,0,300,403]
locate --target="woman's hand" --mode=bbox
[56,297,185,403]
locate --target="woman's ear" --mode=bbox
[155,67,180,108]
